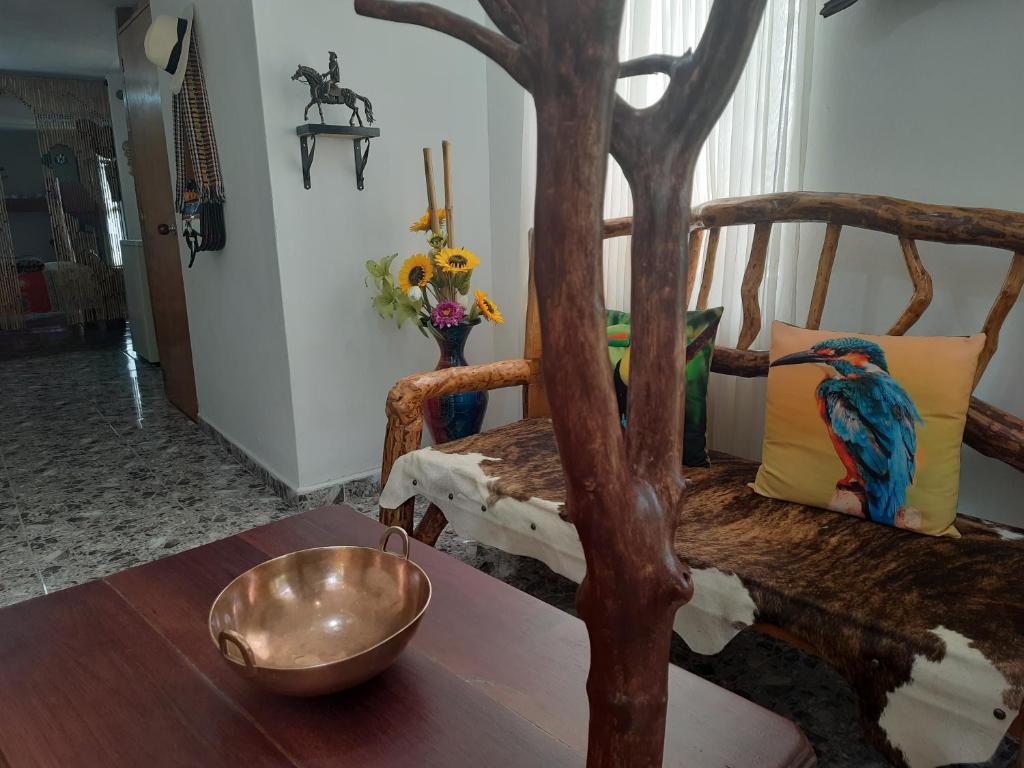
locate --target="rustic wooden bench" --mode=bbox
[377,192,1024,768]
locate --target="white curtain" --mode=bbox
[602,0,816,459]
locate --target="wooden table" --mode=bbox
[0,506,815,767]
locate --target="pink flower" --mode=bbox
[430,301,465,329]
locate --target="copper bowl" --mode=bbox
[208,527,430,696]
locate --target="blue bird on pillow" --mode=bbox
[771,337,923,525]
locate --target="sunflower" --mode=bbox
[409,208,447,232]
[397,254,433,294]
[475,290,504,324]
[435,247,479,274]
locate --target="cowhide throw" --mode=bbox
[379,417,1024,768]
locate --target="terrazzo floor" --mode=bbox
[0,321,1017,768]
[0,322,314,603]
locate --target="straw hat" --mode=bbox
[144,7,193,95]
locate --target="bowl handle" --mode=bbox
[379,526,411,560]
[218,630,257,677]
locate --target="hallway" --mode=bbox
[0,322,305,607]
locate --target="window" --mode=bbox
[97,156,125,267]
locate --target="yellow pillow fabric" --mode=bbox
[752,322,985,537]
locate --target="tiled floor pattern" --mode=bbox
[0,323,1017,768]
[0,324,313,603]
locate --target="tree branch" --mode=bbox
[477,0,527,45]
[354,0,532,88]
[609,0,768,509]
[662,0,767,143]
[621,178,693,505]
[610,95,639,170]
[618,52,690,79]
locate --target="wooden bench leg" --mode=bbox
[1011,709,1023,768]
[380,500,415,534]
[413,503,448,547]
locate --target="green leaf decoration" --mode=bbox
[395,301,421,329]
[453,270,472,295]
[366,254,400,292]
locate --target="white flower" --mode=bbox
[407,285,423,301]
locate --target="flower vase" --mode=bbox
[424,320,488,443]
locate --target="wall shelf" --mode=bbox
[295,124,380,191]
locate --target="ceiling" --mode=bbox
[0,0,125,79]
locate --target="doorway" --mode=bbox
[117,4,198,420]
[0,95,53,326]
[0,85,128,331]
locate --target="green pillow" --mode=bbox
[607,307,724,467]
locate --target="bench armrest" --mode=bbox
[386,358,537,426]
[380,358,539,531]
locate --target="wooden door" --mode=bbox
[117,5,198,420]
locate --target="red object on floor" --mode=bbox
[18,271,51,313]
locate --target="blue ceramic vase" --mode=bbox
[424,320,488,443]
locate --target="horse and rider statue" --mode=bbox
[292,52,374,126]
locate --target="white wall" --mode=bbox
[150,0,301,487]
[484,61,531,427]
[250,0,498,490]
[801,0,1024,525]
[145,0,505,492]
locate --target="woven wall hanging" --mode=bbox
[148,9,226,267]
[173,28,226,267]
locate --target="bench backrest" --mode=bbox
[523,192,1024,470]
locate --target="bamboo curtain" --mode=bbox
[0,169,19,330]
[0,73,127,328]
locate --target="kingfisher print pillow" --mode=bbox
[752,322,985,537]
[607,307,723,467]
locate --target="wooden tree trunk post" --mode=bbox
[423,148,441,234]
[355,1,766,764]
[532,60,696,764]
[442,139,455,246]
